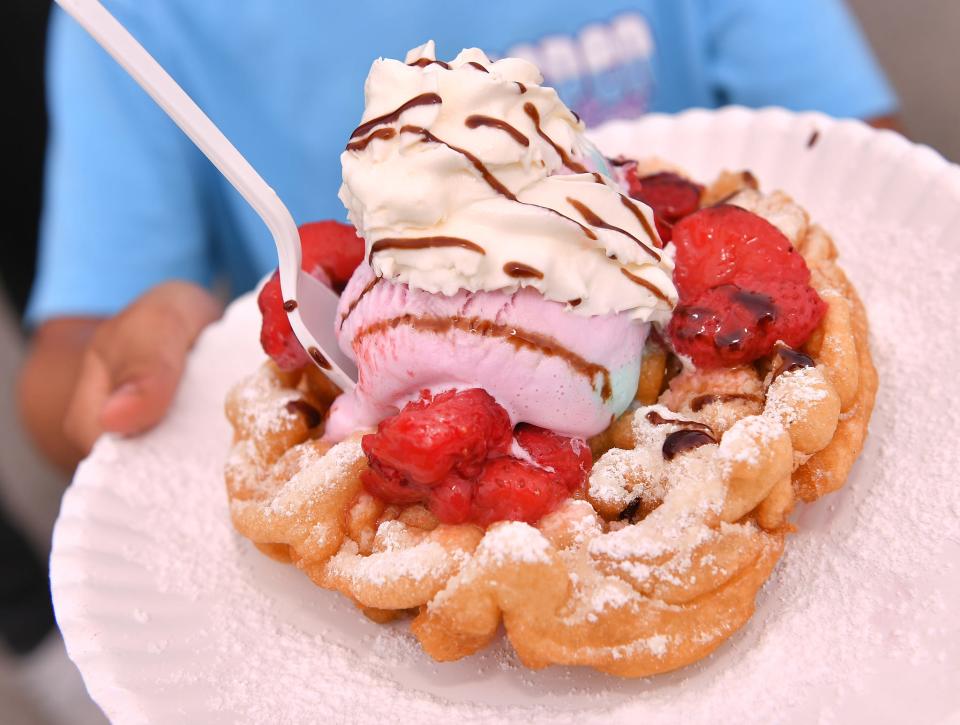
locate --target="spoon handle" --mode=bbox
[54,0,358,390]
[56,0,302,273]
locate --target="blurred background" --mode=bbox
[1,1,957,722]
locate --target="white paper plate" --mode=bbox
[51,108,960,724]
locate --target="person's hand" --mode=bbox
[19,281,222,471]
[64,281,222,453]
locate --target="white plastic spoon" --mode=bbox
[55,0,358,390]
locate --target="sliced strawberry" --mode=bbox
[668,282,826,368]
[470,458,567,527]
[671,205,811,300]
[298,220,365,293]
[359,390,589,526]
[361,466,427,506]
[627,171,703,222]
[257,270,310,370]
[666,204,826,367]
[361,389,512,486]
[427,475,475,525]
[257,220,364,370]
[515,425,591,493]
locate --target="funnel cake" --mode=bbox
[225,160,876,676]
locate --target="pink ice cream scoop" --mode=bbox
[324,264,647,441]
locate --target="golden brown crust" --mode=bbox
[793,264,878,500]
[222,171,876,677]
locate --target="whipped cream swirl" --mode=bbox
[339,41,677,321]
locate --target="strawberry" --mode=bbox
[427,475,475,525]
[361,466,428,506]
[297,220,365,293]
[514,425,591,493]
[671,205,812,300]
[257,221,364,370]
[359,390,590,526]
[470,458,567,527]
[626,171,703,243]
[257,270,311,370]
[361,389,512,486]
[666,205,827,367]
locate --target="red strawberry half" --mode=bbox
[257,220,365,370]
[626,170,704,243]
[360,389,591,526]
[666,205,826,367]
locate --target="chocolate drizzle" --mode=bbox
[400,125,517,199]
[714,288,777,351]
[465,61,489,73]
[285,399,322,428]
[671,285,780,353]
[338,277,381,330]
[307,347,332,371]
[619,194,662,248]
[566,197,661,261]
[807,130,820,148]
[523,102,587,173]
[349,93,442,139]
[523,202,598,240]
[618,497,643,522]
[620,268,669,302]
[771,345,815,382]
[370,235,486,260]
[690,393,762,412]
[515,81,527,94]
[465,115,529,146]
[645,410,713,433]
[662,429,716,460]
[399,126,597,242]
[356,314,613,400]
[644,411,717,460]
[407,58,451,70]
[503,261,544,279]
[282,299,297,312]
[346,127,396,152]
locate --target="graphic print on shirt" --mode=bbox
[505,13,655,127]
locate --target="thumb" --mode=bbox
[89,282,220,440]
[98,359,182,436]
[97,284,220,436]
[64,322,185,451]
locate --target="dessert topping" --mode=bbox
[257,221,365,370]
[667,205,826,367]
[361,389,590,526]
[339,43,676,321]
[626,170,704,242]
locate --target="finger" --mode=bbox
[79,282,221,440]
[99,357,182,436]
[94,307,190,436]
[63,347,111,455]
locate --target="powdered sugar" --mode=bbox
[764,367,829,425]
[477,522,553,566]
[327,523,463,588]
[51,114,960,723]
[266,439,362,517]
[718,415,784,468]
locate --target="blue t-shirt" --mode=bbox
[28,0,895,323]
